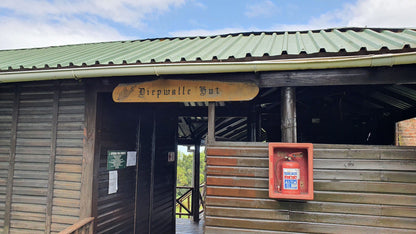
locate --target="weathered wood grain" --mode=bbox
[206,226,290,234]
[54,172,82,182]
[206,206,289,220]
[206,196,416,218]
[207,156,268,167]
[207,147,268,157]
[314,169,416,183]
[207,165,268,177]
[205,142,416,233]
[207,176,268,188]
[52,198,80,208]
[206,216,416,234]
[4,86,19,234]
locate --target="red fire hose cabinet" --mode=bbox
[269,143,314,200]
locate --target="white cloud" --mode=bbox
[300,0,416,29]
[0,0,187,49]
[0,17,127,50]
[192,1,206,9]
[171,0,416,38]
[343,0,416,28]
[0,0,186,28]
[245,0,279,18]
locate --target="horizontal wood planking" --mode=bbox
[51,81,85,231]
[0,81,86,233]
[205,216,416,234]
[206,206,416,229]
[208,176,416,194]
[10,83,53,233]
[206,196,416,218]
[206,226,294,234]
[205,142,416,233]
[0,85,13,231]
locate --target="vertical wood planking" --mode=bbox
[205,142,416,233]
[3,85,19,234]
[148,112,156,231]
[135,111,154,234]
[133,116,141,234]
[95,94,137,233]
[150,107,178,233]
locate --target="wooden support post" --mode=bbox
[281,87,297,143]
[192,144,200,222]
[148,112,156,231]
[207,102,216,144]
[4,86,19,234]
[247,103,257,142]
[256,106,262,141]
[80,82,99,220]
[45,81,60,233]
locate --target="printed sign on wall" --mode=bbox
[108,170,118,194]
[107,150,127,170]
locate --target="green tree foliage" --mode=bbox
[176,148,206,197]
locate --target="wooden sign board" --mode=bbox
[112,79,259,103]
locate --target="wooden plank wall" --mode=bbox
[0,84,15,234]
[205,142,416,234]
[95,94,137,233]
[150,110,177,233]
[0,81,86,233]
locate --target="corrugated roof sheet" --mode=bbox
[0,27,415,72]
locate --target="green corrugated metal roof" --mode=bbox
[0,28,415,72]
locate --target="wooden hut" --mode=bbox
[0,28,415,233]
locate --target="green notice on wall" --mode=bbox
[107,150,127,170]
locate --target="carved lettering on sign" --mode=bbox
[112,79,259,103]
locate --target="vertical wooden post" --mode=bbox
[192,144,200,222]
[133,116,141,233]
[148,111,157,231]
[45,81,60,233]
[80,82,98,220]
[207,102,216,144]
[247,103,257,142]
[281,87,297,143]
[4,86,19,234]
[256,106,262,141]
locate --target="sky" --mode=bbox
[0,0,415,50]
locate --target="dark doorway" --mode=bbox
[93,94,179,234]
[135,104,178,234]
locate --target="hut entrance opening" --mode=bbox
[91,81,416,233]
[93,93,203,234]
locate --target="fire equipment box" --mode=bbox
[269,143,314,200]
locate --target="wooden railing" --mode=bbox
[176,183,205,218]
[59,217,94,234]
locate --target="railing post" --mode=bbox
[192,144,200,222]
[207,102,216,144]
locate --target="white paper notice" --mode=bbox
[127,151,137,166]
[108,170,118,194]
